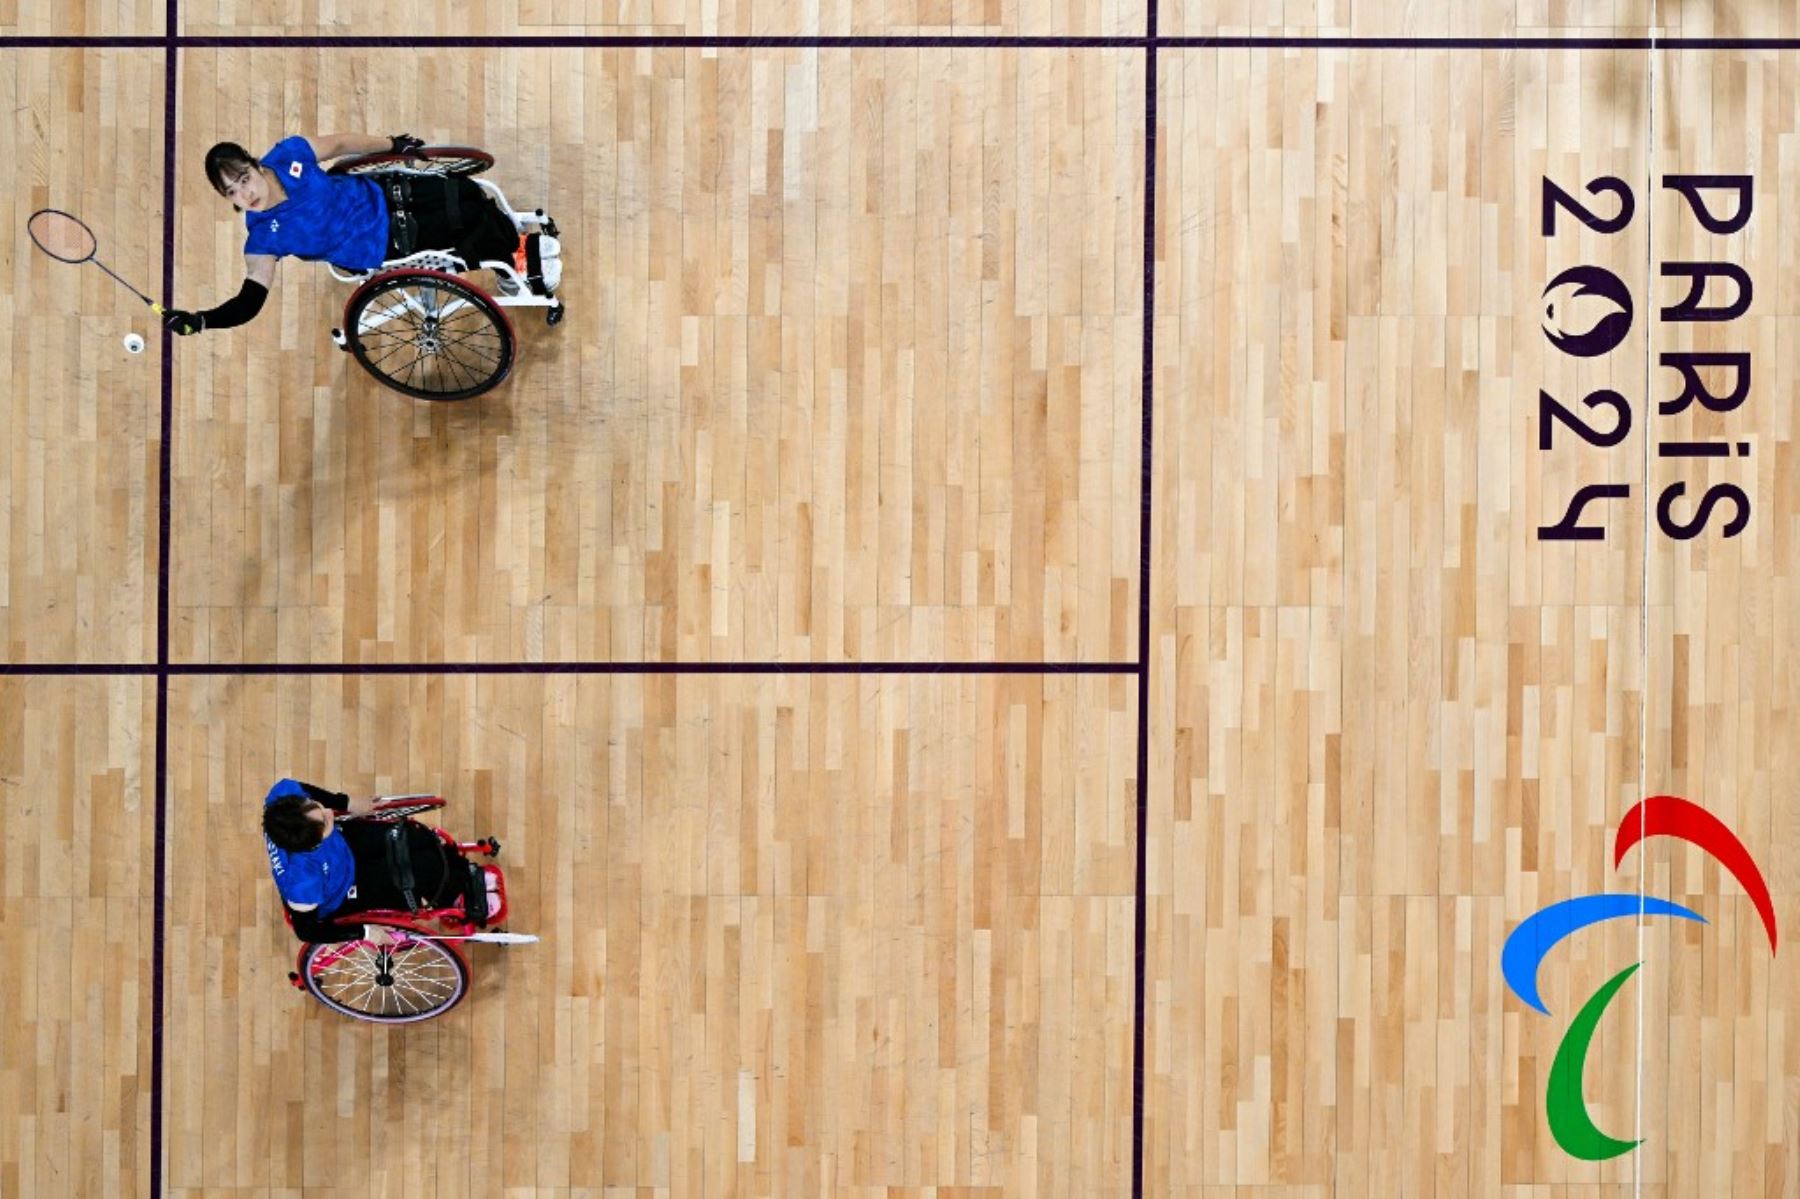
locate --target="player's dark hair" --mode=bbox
[204,142,261,197]
[263,794,327,852]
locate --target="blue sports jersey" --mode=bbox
[242,137,389,270]
[264,778,356,914]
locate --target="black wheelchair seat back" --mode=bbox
[388,816,490,923]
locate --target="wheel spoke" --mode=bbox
[343,977,381,1010]
[437,332,502,368]
[436,330,501,357]
[431,352,474,394]
[438,306,500,333]
[359,325,426,346]
[437,324,503,353]
[360,297,422,335]
[447,352,489,393]
[390,973,447,1013]
[365,339,425,373]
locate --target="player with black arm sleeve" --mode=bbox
[166,132,556,336]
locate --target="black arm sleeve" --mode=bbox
[286,903,365,943]
[197,278,269,331]
[293,781,351,812]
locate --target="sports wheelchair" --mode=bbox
[324,146,565,402]
[284,795,533,1024]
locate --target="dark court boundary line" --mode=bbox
[8,33,1800,50]
[1,659,1140,676]
[1129,4,1157,1196]
[148,0,176,1194]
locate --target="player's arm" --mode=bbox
[162,253,276,336]
[290,779,349,809]
[308,133,426,162]
[244,253,277,289]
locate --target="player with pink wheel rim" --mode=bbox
[262,782,534,1024]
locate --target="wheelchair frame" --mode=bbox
[323,150,565,400]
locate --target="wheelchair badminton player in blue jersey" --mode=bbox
[264,780,527,1024]
[261,778,495,946]
[162,133,562,338]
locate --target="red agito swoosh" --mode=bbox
[1615,795,1777,953]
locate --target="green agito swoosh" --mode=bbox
[1546,961,1642,1161]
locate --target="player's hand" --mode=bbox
[388,133,425,157]
[363,925,401,948]
[345,794,377,817]
[162,308,203,336]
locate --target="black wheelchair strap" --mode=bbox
[525,232,547,295]
[444,176,462,234]
[385,176,418,260]
[461,861,490,925]
[383,822,419,912]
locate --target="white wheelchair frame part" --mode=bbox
[327,175,559,352]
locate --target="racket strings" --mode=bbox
[27,209,98,264]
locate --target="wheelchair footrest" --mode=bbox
[459,861,508,927]
[519,231,561,297]
[479,864,509,926]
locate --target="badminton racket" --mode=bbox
[27,208,164,314]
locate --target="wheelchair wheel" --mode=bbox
[343,269,515,401]
[329,146,494,177]
[297,936,470,1024]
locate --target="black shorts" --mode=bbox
[381,175,517,268]
[334,819,468,916]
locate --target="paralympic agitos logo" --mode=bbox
[1501,796,1777,1159]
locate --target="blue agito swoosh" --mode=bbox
[1501,894,1705,1015]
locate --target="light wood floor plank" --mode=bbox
[0,0,164,35]
[1160,0,1670,38]
[1147,46,1665,1193]
[1,50,162,663]
[163,672,1134,1195]
[169,48,1143,665]
[1639,47,1797,1199]
[177,0,1146,38]
[0,678,155,1199]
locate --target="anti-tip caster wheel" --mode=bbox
[546,303,565,327]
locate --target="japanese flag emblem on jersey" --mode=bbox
[288,160,303,178]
